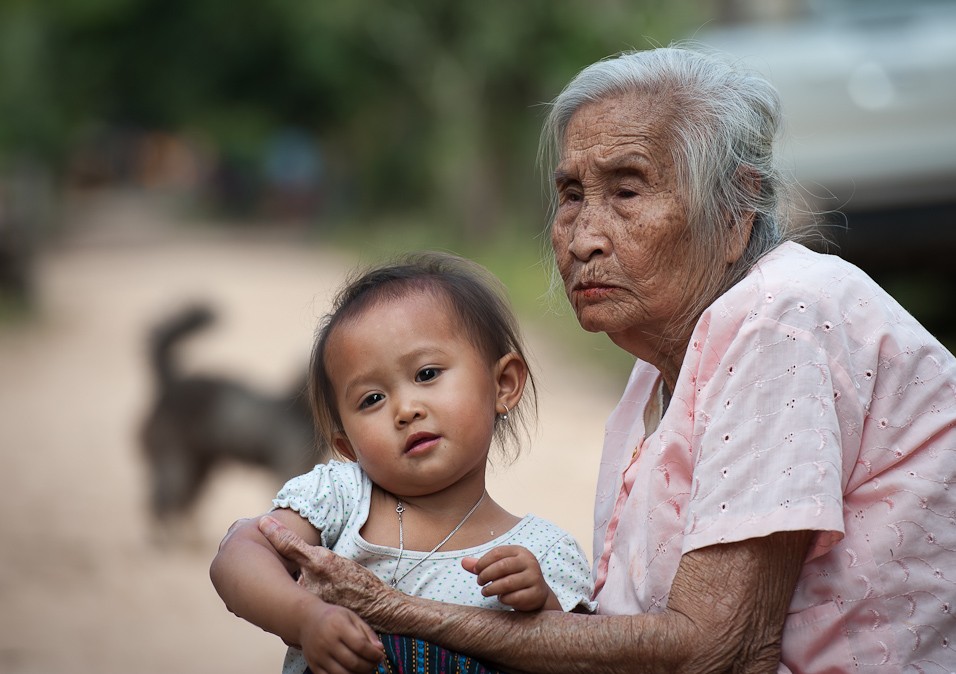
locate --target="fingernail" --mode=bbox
[258,515,279,535]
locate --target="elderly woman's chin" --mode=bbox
[569,300,615,334]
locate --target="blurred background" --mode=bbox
[1,0,954,672]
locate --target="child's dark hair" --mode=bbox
[310,251,537,463]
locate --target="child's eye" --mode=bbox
[359,393,385,409]
[416,367,441,382]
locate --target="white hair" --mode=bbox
[541,45,796,338]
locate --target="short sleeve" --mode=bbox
[681,313,846,557]
[272,460,367,548]
[539,533,598,613]
[524,517,597,613]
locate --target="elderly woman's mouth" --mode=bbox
[574,282,617,299]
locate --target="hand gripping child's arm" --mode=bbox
[210,510,385,673]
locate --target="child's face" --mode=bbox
[325,290,511,499]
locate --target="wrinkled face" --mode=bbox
[551,93,701,359]
[325,291,502,498]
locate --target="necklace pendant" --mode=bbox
[389,491,486,590]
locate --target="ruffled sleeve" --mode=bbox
[272,460,367,548]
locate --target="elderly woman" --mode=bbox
[253,47,956,672]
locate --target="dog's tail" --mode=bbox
[149,304,216,388]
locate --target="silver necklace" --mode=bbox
[389,491,486,588]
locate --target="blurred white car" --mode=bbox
[694,0,956,219]
[693,0,956,338]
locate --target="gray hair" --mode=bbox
[541,45,794,340]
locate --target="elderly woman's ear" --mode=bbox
[724,168,760,265]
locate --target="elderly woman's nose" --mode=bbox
[568,207,610,261]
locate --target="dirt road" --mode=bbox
[0,193,620,674]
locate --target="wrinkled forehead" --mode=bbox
[561,92,678,159]
[555,92,681,190]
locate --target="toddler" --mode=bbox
[210,252,594,674]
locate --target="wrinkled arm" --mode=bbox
[261,516,811,673]
[211,510,384,672]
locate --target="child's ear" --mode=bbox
[333,433,357,462]
[494,352,528,414]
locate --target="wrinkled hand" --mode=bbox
[298,600,383,674]
[258,515,397,629]
[462,545,560,612]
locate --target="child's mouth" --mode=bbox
[405,432,440,454]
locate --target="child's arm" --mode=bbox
[210,509,384,672]
[461,545,562,612]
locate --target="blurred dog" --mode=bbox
[140,304,326,538]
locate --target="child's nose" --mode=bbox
[394,398,425,426]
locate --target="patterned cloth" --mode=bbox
[302,636,504,674]
[376,635,504,674]
[593,242,956,672]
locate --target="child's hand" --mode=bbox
[462,545,561,612]
[299,599,383,674]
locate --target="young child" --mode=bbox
[210,252,594,674]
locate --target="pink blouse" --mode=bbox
[592,242,956,672]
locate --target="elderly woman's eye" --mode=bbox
[617,188,638,198]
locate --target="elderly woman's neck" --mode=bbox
[656,360,681,403]
[610,334,686,396]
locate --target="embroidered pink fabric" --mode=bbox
[592,242,956,672]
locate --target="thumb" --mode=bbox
[258,515,320,566]
[461,557,479,575]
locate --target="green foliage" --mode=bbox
[0,4,61,162]
[0,0,707,229]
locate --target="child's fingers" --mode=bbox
[475,548,538,586]
[467,547,557,612]
[305,607,383,674]
[470,545,526,579]
[482,570,553,612]
[312,645,375,674]
[327,642,382,674]
[314,630,383,674]
[497,587,545,611]
[479,558,526,587]
[340,614,385,666]
[480,568,532,598]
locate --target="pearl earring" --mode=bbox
[499,403,509,421]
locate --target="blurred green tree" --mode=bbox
[0,0,706,234]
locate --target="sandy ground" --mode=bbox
[0,192,622,674]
